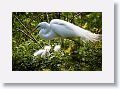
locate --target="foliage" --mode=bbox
[12,12,102,71]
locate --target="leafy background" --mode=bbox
[12,12,102,71]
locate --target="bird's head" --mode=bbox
[32,22,49,32]
[37,22,49,30]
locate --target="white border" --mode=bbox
[0,0,114,83]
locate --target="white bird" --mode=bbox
[34,49,46,56]
[34,19,101,44]
[54,45,61,52]
[44,45,51,51]
[34,45,51,57]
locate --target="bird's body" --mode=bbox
[39,28,57,40]
[36,19,101,42]
[34,45,51,57]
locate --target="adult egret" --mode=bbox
[34,19,101,44]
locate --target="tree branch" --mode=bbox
[16,28,36,41]
[14,15,38,43]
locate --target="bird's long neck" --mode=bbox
[43,23,50,34]
[39,24,56,40]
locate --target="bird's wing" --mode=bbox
[50,19,101,42]
[50,19,80,37]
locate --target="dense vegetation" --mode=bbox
[12,12,102,71]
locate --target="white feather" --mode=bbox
[50,19,101,42]
[34,46,51,57]
[44,45,51,51]
[34,49,45,56]
[36,19,101,42]
[54,45,61,52]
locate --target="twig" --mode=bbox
[17,28,42,48]
[16,28,37,43]
[58,12,61,19]
[67,13,68,21]
[16,28,33,40]
[46,12,49,22]
[70,13,75,23]
[14,15,38,43]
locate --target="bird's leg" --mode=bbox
[48,40,51,46]
[79,37,81,46]
[60,38,64,47]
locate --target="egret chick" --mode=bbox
[54,45,61,52]
[44,45,51,51]
[34,49,46,56]
[34,45,51,57]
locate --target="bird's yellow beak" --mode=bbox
[32,26,40,33]
[32,27,37,33]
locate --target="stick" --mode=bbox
[14,15,38,43]
[17,28,42,48]
[16,28,37,42]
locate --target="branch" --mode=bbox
[17,28,42,48]
[16,28,37,43]
[14,15,38,43]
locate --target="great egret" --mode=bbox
[34,19,101,45]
